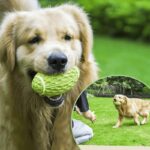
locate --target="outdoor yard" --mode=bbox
[73,97,150,146]
[93,36,150,86]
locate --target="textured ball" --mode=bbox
[32,67,80,97]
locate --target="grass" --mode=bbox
[73,97,150,146]
[93,36,150,86]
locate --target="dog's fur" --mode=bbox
[113,94,150,128]
[0,0,98,150]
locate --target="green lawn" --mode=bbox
[93,36,150,86]
[73,97,150,146]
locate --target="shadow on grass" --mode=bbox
[99,121,142,129]
[123,122,136,127]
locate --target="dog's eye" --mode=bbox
[28,36,41,44]
[64,34,72,41]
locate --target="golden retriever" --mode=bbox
[113,94,150,128]
[0,0,98,150]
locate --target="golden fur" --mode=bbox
[113,94,150,128]
[0,0,98,150]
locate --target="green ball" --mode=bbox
[32,67,80,97]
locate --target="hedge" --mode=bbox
[87,76,150,98]
[77,0,150,41]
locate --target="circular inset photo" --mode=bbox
[72,76,150,146]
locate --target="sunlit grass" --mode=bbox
[73,97,150,145]
[93,36,150,86]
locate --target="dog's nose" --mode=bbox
[113,99,116,102]
[48,52,68,71]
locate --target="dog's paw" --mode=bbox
[112,125,119,128]
[141,121,146,125]
[136,122,141,126]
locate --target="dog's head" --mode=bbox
[113,94,128,106]
[0,5,95,107]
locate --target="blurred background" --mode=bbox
[39,0,150,85]
[88,76,150,98]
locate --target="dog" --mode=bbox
[0,0,98,150]
[113,94,150,128]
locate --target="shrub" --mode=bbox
[77,0,150,41]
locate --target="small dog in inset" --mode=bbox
[113,94,150,128]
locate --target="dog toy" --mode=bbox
[32,67,80,97]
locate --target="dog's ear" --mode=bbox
[60,4,98,87]
[60,4,93,63]
[0,14,17,71]
[123,96,128,103]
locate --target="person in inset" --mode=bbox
[72,91,96,144]
[75,91,96,122]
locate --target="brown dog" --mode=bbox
[113,94,150,128]
[0,0,98,150]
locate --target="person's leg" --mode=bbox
[76,91,96,122]
[72,119,93,144]
[76,91,89,112]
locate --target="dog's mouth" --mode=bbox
[43,95,64,107]
[28,69,65,107]
[113,101,121,106]
[27,69,65,79]
[28,70,37,79]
